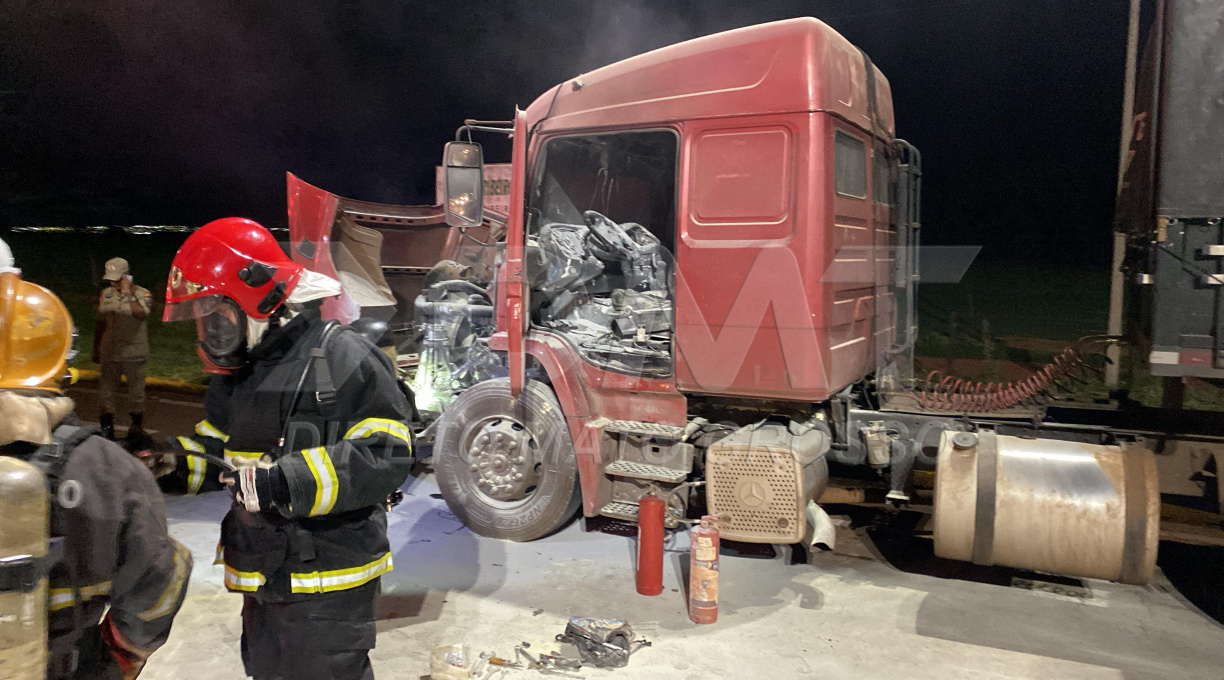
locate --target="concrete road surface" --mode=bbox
[66,382,1224,680]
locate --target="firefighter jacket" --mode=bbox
[96,285,152,362]
[0,395,192,676]
[173,309,414,601]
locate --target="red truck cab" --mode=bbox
[519,16,901,401]
[287,16,1160,586]
[435,17,920,543]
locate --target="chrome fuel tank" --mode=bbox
[933,431,1159,584]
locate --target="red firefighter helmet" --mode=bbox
[165,218,304,373]
[164,217,303,320]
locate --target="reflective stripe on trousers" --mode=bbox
[290,553,392,594]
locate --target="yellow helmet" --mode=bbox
[0,272,73,391]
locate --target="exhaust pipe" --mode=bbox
[806,501,836,552]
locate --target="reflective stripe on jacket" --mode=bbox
[175,309,415,601]
[44,432,193,654]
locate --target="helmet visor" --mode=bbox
[166,295,246,359]
[163,295,245,356]
[164,294,234,322]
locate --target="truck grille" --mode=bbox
[705,445,805,543]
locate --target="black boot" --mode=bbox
[100,413,115,440]
[124,412,153,454]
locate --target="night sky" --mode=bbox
[1,0,1151,266]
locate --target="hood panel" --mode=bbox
[287,172,360,323]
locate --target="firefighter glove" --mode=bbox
[220,466,289,512]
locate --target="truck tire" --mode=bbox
[435,378,581,541]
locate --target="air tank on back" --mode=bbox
[0,456,50,679]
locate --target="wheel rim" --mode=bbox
[461,416,542,506]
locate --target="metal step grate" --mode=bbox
[599,500,681,527]
[603,420,684,440]
[599,501,639,522]
[604,460,688,484]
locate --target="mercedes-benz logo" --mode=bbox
[738,480,769,508]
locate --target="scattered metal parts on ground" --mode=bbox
[515,645,544,670]
[554,618,651,668]
[537,653,582,671]
[538,671,586,678]
[485,657,521,669]
[472,623,647,678]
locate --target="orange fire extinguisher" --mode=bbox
[689,515,721,624]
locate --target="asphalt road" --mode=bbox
[67,379,206,441]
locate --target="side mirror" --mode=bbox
[442,141,484,228]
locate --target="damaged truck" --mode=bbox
[286,12,1224,587]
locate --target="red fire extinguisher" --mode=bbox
[636,493,665,596]
[689,515,721,624]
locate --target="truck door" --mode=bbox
[674,115,841,400]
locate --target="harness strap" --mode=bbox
[29,425,97,495]
[0,537,63,592]
[312,346,336,408]
[313,322,345,409]
[279,321,343,453]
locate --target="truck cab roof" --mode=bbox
[526,17,895,138]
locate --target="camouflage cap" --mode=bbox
[103,257,130,281]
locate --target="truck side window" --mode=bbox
[873,148,895,206]
[835,130,867,199]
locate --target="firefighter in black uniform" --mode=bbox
[0,265,192,680]
[159,217,415,680]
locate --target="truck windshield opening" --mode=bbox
[525,130,679,378]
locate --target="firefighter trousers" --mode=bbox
[240,580,379,680]
[98,360,146,415]
[49,625,122,680]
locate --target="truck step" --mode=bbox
[603,460,688,484]
[599,500,682,527]
[599,501,640,522]
[603,420,685,440]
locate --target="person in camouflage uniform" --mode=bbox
[94,257,152,441]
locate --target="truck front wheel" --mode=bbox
[434,378,581,541]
